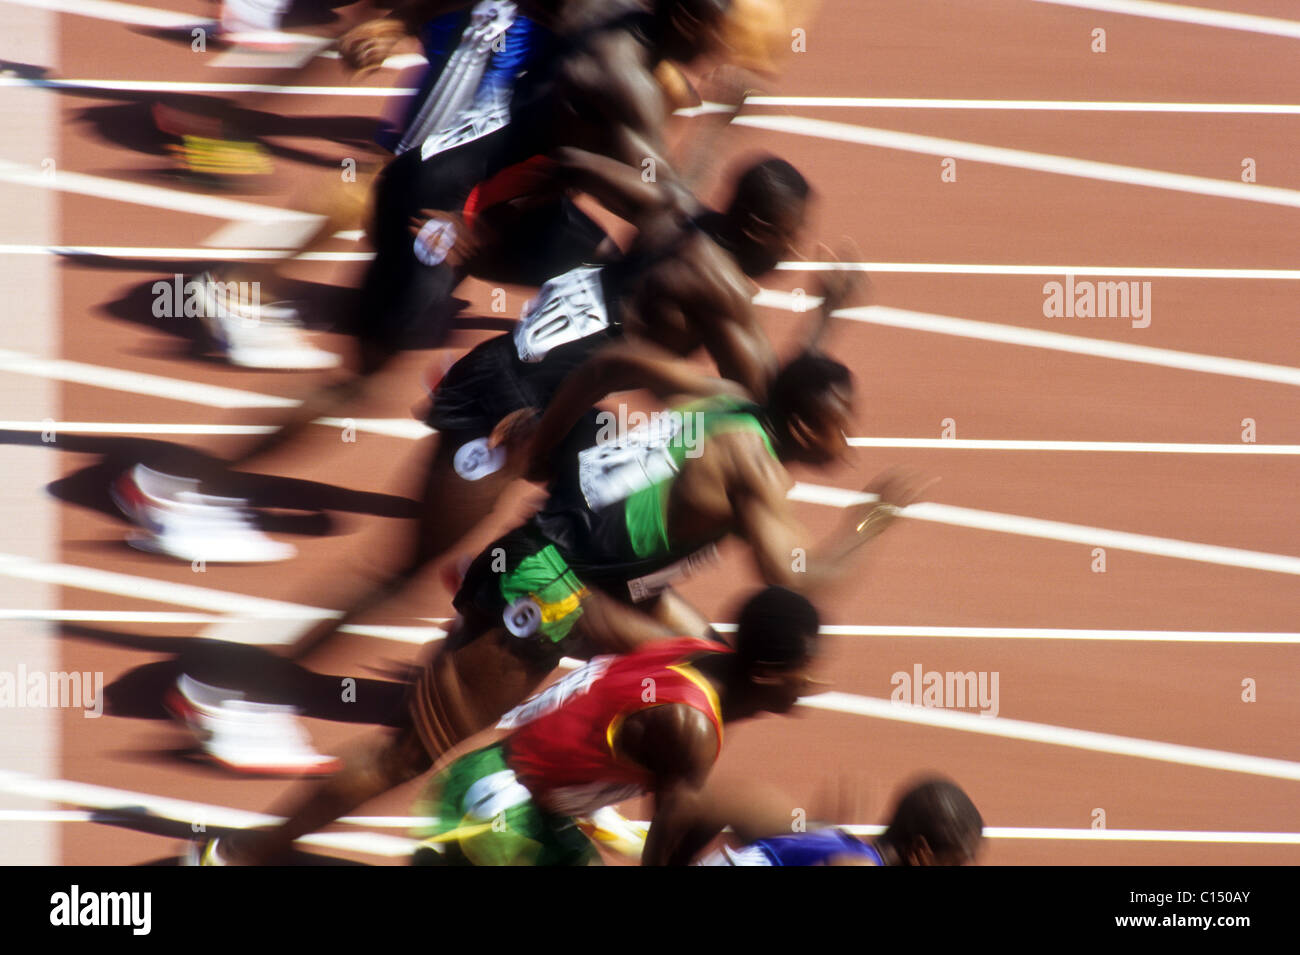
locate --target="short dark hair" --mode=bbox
[733,586,820,670]
[882,777,983,860]
[767,351,852,425]
[728,157,811,224]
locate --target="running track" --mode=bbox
[0,0,1296,865]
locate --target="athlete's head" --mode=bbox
[724,157,811,276]
[765,351,853,465]
[732,586,822,713]
[653,0,734,63]
[878,777,984,866]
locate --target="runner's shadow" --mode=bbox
[0,431,422,524]
[60,625,414,725]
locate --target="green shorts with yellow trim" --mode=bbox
[453,527,589,648]
[411,743,597,867]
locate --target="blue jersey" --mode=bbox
[750,829,883,867]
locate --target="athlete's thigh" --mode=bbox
[567,587,678,657]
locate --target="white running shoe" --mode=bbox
[166,675,340,777]
[194,272,340,370]
[112,465,296,563]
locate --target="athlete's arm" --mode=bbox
[620,704,718,866]
[552,147,682,224]
[525,340,750,471]
[691,291,780,401]
[729,445,929,593]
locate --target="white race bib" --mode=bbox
[577,414,681,512]
[514,266,609,363]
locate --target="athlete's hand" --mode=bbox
[338,18,407,76]
[866,467,938,510]
[813,240,867,314]
[840,469,937,545]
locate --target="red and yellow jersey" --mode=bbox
[500,637,726,816]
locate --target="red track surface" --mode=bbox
[2,0,1297,865]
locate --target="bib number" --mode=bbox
[514,266,608,363]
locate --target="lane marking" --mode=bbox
[0,418,429,438]
[773,262,1300,279]
[0,552,333,622]
[846,437,1300,454]
[712,623,1300,645]
[788,482,1300,575]
[0,0,206,29]
[12,245,1300,279]
[0,350,300,409]
[801,692,1300,780]
[0,76,419,96]
[1033,0,1300,40]
[732,114,1300,209]
[11,244,1300,280]
[8,609,1299,644]
[756,291,1300,388]
[0,160,322,234]
[0,771,416,857]
[7,421,1297,455]
[835,304,1300,387]
[1,808,1296,844]
[0,244,371,260]
[12,75,1300,112]
[743,96,1300,113]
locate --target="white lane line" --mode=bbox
[732,114,1300,209]
[847,437,1300,454]
[0,0,206,29]
[10,421,1299,454]
[0,350,299,409]
[0,418,429,438]
[10,245,1300,279]
[743,96,1300,113]
[11,77,1300,112]
[0,771,417,856]
[773,262,1300,279]
[757,292,1300,388]
[2,808,1296,844]
[1033,0,1300,40]
[0,552,332,621]
[8,608,1298,644]
[0,160,322,233]
[836,304,1300,387]
[788,482,1300,576]
[0,244,372,260]
[0,76,419,96]
[711,623,1300,644]
[11,245,1300,278]
[801,692,1300,781]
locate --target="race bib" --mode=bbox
[453,437,507,481]
[496,655,615,729]
[577,414,681,512]
[514,266,609,363]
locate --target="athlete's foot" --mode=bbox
[194,271,341,370]
[112,464,297,563]
[166,674,340,776]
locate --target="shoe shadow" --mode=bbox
[64,625,414,727]
[0,431,422,523]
